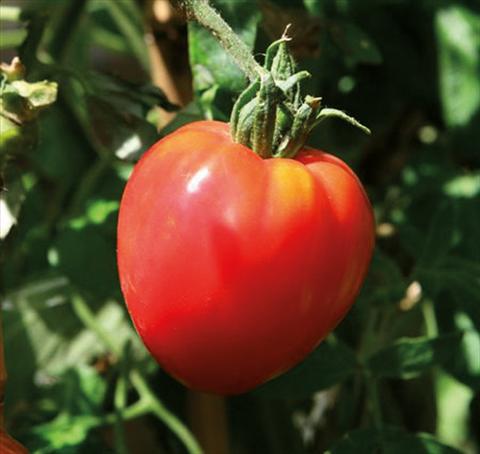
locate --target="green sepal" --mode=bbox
[276,96,322,158]
[234,97,257,145]
[230,79,259,139]
[272,103,294,152]
[252,74,282,158]
[229,27,370,158]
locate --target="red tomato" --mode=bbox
[117,121,374,395]
[0,430,28,454]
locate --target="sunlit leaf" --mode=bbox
[3,276,146,379]
[436,6,480,128]
[443,173,480,199]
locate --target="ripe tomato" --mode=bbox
[117,121,374,394]
[0,430,28,454]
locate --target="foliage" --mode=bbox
[1,0,479,453]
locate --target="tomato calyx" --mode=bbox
[229,28,371,159]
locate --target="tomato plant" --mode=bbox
[117,120,374,394]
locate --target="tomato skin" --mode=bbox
[0,430,28,454]
[117,121,374,395]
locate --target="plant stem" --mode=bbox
[422,299,438,337]
[358,309,384,429]
[178,0,264,81]
[71,293,203,454]
[106,0,150,71]
[364,372,383,429]
[67,156,113,216]
[47,0,88,63]
[71,294,120,355]
[113,363,129,454]
[0,6,22,22]
[131,371,204,454]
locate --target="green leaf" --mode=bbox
[436,6,480,128]
[0,169,27,239]
[10,80,58,107]
[436,370,475,448]
[96,0,150,71]
[437,303,480,390]
[416,201,457,270]
[327,426,462,454]
[3,275,146,382]
[443,172,480,199]
[83,71,178,113]
[159,101,204,136]
[46,365,107,416]
[367,333,463,379]
[417,259,480,312]
[254,337,357,399]
[30,414,94,453]
[62,72,170,161]
[0,29,28,49]
[329,21,382,67]
[54,225,119,301]
[357,249,406,308]
[29,105,91,185]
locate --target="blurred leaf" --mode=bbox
[27,366,109,454]
[0,58,57,159]
[62,72,175,160]
[359,249,406,307]
[54,225,118,301]
[443,172,480,199]
[438,308,480,390]
[29,414,98,453]
[0,170,27,239]
[436,370,474,449]
[367,332,463,379]
[436,5,480,128]
[433,265,480,390]
[0,29,28,49]
[327,426,462,454]
[416,201,457,270]
[329,21,382,67]
[3,276,145,380]
[9,80,57,108]
[50,365,107,416]
[160,101,204,136]
[254,337,357,399]
[99,0,150,71]
[29,105,91,185]
[84,71,178,114]
[417,257,480,311]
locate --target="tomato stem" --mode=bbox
[177,0,371,158]
[178,0,265,81]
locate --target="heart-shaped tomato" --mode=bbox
[117,121,374,394]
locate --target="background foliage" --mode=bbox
[1,0,479,453]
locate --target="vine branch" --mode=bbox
[178,0,264,81]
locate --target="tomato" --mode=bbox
[117,121,374,395]
[0,430,28,454]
